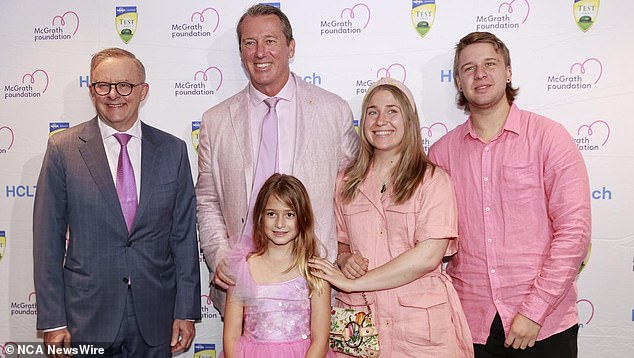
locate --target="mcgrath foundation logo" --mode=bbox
[546,58,602,91]
[191,121,200,152]
[421,122,448,151]
[574,0,599,32]
[575,119,610,151]
[3,69,49,100]
[171,7,220,39]
[174,67,223,97]
[193,343,216,358]
[475,0,531,31]
[33,10,80,42]
[49,122,69,137]
[576,298,595,328]
[0,231,6,262]
[411,0,436,38]
[0,126,15,154]
[10,291,37,316]
[320,3,371,36]
[354,63,407,96]
[200,294,219,320]
[116,6,137,43]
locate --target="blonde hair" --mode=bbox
[340,84,434,204]
[250,174,326,296]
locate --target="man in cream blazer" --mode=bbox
[196,4,358,314]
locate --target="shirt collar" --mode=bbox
[98,116,142,140]
[462,103,521,140]
[248,72,296,106]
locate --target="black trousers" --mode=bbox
[474,313,578,358]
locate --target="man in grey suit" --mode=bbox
[196,4,359,314]
[33,48,200,357]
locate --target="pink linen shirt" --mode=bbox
[428,104,591,344]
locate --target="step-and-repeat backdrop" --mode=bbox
[1,1,632,357]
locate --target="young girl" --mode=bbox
[222,174,336,358]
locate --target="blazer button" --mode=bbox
[122,277,129,284]
[127,241,132,247]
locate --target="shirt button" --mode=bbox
[490,269,496,274]
[487,238,492,243]
[483,176,489,182]
[484,147,489,152]
[484,207,490,212]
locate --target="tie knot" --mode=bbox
[264,97,281,109]
[114,133,132,146]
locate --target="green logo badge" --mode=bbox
[116,6,137,43]
[0,231,6,262]
[573,0,599,32]
[411,0,436,38]
[191,121,200,153]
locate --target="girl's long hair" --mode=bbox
[250,173,326,296]
[340,84,434,204]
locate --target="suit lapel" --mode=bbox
[229,91,254,197]
[78,117,128,230]
[135,122,159,233]
[293,74,312,167]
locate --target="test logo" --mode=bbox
[340,3,371,29]
[376,63,407,83]
[411,0,436,38]
[191,121,200,153]
[498,0,531,24]
[0,231,6,262]
[576,298,595,328]
[116,6,137,44]
[0,126,15,154]
[573,0,600,32]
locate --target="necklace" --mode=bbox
[380,183,387,194]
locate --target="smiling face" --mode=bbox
[263,195,298,249]
[456,42,511,113]
[363,89,406,158]
[239,14,295,96]
[89,57,148,132]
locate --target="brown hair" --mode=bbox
[453,31,518,112]
[250,174,325,296]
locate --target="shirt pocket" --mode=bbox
[397,290,450,347]
[341,203,372,249]
[384,201,417,254]
[501,163,542,204]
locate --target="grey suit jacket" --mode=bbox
[33,117,201,346]
[196,73,359,313]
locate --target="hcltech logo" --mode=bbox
[320,3,371,36]
[575,119,610,151]
[547,58,602,91]
[475,0,531,31]
[33,10,80,42]
[171,7,220,39]
[420,122,449,152]
[50,122,69,137]
[191,121,200,152]
[3,69,49,99]
[0,126,15,154]
[354,63,407,96]
[174,67,223,97]
[574,0,599,32]
[116,6,137,44]
[411,0,436,38]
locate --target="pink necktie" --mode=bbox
[114,133,138,232]
[244,97,280,237]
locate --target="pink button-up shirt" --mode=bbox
[428,104,591,344]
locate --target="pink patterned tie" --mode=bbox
[244,97,280,236]
[114,133,138,232]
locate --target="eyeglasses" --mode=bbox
[91,82,144,96]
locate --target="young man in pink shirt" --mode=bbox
[428,32,591,358]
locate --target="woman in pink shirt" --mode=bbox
[309,78,473,357]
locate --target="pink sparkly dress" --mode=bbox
[225,256,336,358]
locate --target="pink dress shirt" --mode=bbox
[334,168,473,357]
[428,104,591,344]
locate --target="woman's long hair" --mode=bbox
[250,173,326,296]
[340,84,434,204]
